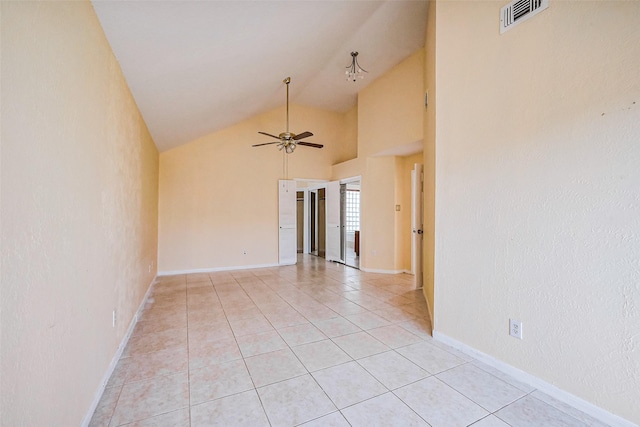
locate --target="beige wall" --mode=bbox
[358,49,425,157]
[337,106,358,163]
[360,157,397,271]
[331,157,365,182]
[1,2,159,425]
[422,0,436,324]
[158,104,346,272]
[434,1,640,422]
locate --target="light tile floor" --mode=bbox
[90,255,610,427]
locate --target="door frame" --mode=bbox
[295,177,361,262]
[339,176,361,268]
[411,164,424,288]
[300,180,329,256]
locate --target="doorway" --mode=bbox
[296,191,304,253]
[308,188,326,258]
[303,179,359,267]
[310,190,317,255]
[411,164,424,288]
[318,188,326,258]
[342,180,360,269]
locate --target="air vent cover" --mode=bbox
[500,0,549,34]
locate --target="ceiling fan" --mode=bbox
[252,77,324,154]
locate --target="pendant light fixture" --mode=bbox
[345,51,368,82]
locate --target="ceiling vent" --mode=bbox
[500,0,549,34]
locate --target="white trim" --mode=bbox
[359,267,412,274]
[158,262,280,276]
[304,181,330,192]
[293,177,328,187]
[432,331,638,427]
[339,175,362,185]
[81,276,156,427]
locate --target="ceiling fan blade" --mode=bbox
[258,131,281,139]
[293,131,313,140]
[252,141,281,147]
[297,141,324,149]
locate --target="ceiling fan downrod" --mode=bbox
[284,76,290,136]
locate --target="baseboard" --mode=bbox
[158,262,280,276]
[359,267,408,274]
[80,276,156,427]
[161,264,412,277]
[432,331,638,427]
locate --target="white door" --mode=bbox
[278,180,296,265]
[411,164,424,288]
[325,181,341,262]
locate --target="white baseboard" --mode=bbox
[161,264,413,277]
[158,262,280,276]
[432,331,638,427]
[81,276,156,427]
[359,267,410,274]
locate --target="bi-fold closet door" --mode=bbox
[325,181,342,263]
[278,180,296,265]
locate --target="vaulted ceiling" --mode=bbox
[92,1,429,151]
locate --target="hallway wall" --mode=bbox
[1,2,159,424]
[433,1,640,422]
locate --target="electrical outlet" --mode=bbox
[509,319,523,339]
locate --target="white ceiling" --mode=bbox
[92,1,429,152]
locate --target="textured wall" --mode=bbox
[336,106,358,164]
[360,157,398,271]
[434,1,640,422]
[358,49,425,157]
[158,104,346,273]
[1,2,159,424]
[422,0,436,323]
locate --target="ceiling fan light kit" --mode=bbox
[345,51,368,82]
[252,77,323,154]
